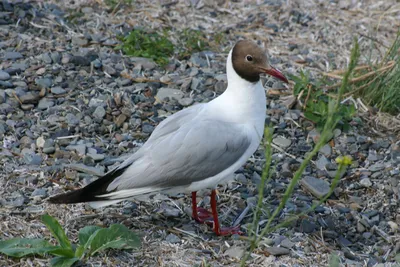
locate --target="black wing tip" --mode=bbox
[48,189,86,204]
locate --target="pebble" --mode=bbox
[178,97,194,106]
[165,234,180,244]
[93,106,106,119]
[320,144,332,157]
[266,247,290,256]
[0,71,10,81]
[31,188,47,198]
[224,246,245,258]
[35,78,53,88]
[51,86,66,95]
[316,155,330,170]
[67,164,104,176]
[300,176,330,198]
[369,163,385,172]
[360,178,373,188]
[156,88,184,102]
[43,139,55,154]
[37,98,54,110]
[4,51,23,60]
[273,136,292,148]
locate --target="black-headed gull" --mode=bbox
[49,40,288,236]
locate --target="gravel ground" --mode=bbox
[0,0,399,266]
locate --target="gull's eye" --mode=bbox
[246,55,253,61]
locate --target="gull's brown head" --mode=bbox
[231,40,288,84]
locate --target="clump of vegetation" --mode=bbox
[117,28,227,65]
[347,30,399,114]
[104,0,133,10]
[290,70,356,131]
[0,214,140,267]
[117,29,174,65]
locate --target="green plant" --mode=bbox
[241,40,360,266]
[117,29,174,65]
[290,70,356,131]
[329,253,341,267]
[104,0,133,10]
[0,214,140,267]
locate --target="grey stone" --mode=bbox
[42,53,52,64]
[35,78,53,88]
[0,70,10,81]
[67,163,105,176]
[165,234,181,244]
[178,97,193,106]
[23,152,42,165]
[18,92,38,104]
[31,188,47,198]
[43,139,55,154]
[300,219,316,233]
[367,150,378,162]
[66,113,80,126]
[0,90,5,104]
[103,65,117,76]
[130,57,156,70]
[51,86,66,95]
[300,176,330,198]
[214,80,227,93]
[316,155,330,170]
[224,246,245,258]
[72,36,88,46]
[4,51,23,60]
[66,144,86,155]
[142,123,155,134]
[190,77,202,91]
[266,247,290,256]
[93,106,106,119]
[156,88,184,101]
[320,144,332,157]
[50,52,61,64]
[37,98,54,110]
[360,178,372,187]
[369,163,385,172]
[273,136,292,148]
[87,153,105,161]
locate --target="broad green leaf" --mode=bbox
[304,111,321,123]
[87,224,140,256]
[41,214,72,251]
[48,247,75,258]
[0,238,56,258]
[74,245,85,259]
[395,253,400,263]
[50,256,79,267]
[78,226,102,246]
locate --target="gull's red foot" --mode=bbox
[195,207,214,225]
[215,224,243,236]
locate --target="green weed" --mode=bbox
[0,214,140,267]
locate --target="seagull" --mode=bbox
[49,40,288,236]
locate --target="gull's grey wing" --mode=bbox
[107,108,252,191]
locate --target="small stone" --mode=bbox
[387,221,398,232]
[103,65,117,76]
[280,239,295,249]
[50,52,61,63]
[72,36,88,46]
[316,155,330,170]
[51,86,66,95]
[67,163,104,176]
[70,56,91,66]
[0,70,10,81]
[93,106,106,119]
[87,153,105,161]
[115,114,127,127]
[266,247,290,256]
[320,144,332,157]
[156,88,184,102]
[369,163,385,172]
[31,188,47,198]
[66,144,86,156]
[36,136,45,148]
[273,136,292,148]
[35,78,53,89]
[338,235,352,247]
[300,219,316,233]
[43,139,55,154]
[19,92,40,104]
[178,97,193,106]
[300,176,330,198]
[37,98,54,110]
[66,113,80,126]
[224,246,245,258]
[42,53,52,64]
[23,152,42,165]
[4,51,23,60]
[165,234,180,244]
[360,178,372,188]
[142,123,155,134]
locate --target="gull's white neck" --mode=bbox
[209,49,267,133]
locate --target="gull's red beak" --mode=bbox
[263,67,288,83]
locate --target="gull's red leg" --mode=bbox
[210,189,242,236]
[191,191,213,224]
